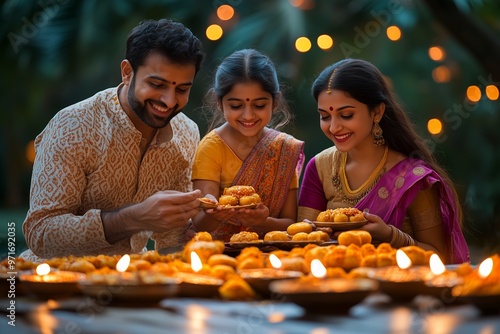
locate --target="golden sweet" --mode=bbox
[264,231,289,242]
[316,207,365,222]
[219,195,239,206]
[229,231,260,243]
[291,232,309,241]
[287,222,313,235]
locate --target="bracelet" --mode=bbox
[389,225,416,248]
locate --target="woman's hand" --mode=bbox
[308,219,333,236]
[359,212,392,243]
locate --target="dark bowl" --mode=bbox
[269,278,379,314]
[239,268,303,298]
[20,272,86,299]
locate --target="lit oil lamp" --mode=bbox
[269,258,378,313]
[175,252,224,298]
[112,254,135,283]
[310,259,327,279]
[423,254,462,300]
[239,254,303,297]
[478,257,493,279]
[429,254,446,276]
[369,250,431,302]
[396,249,412,269]
[36,263,51,281]
[451,256,500,314]
[190,251,213,275]
[116,254,130,272]
[20,263,85,298]
[78,253,180,303]
[269,254,282,269]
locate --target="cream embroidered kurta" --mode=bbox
[21,86,199,261]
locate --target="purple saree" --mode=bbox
[355,158,469,264]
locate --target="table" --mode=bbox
[2,293,499,334]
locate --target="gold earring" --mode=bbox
[372,121,385,146]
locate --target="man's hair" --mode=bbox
[126,19,205,74]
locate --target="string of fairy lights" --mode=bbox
[23,1,499,163]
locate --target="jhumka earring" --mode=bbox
[372,121,385,146]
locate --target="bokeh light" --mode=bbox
[428,46,446,61]
[427,118,443,135]
[217,5,234,21]
[485,85,499,100]
[26,140,35,164]
[289,0,315,10]
[386,26,401,41]
[432,65,451,83]
[466,85,481,102]
[206,24,223,41]
[295,37,312,52]
[317,34,334,50]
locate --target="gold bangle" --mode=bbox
[389,225,416,248]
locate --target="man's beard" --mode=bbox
[127,76,180,128]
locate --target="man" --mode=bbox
[21,19,205,261]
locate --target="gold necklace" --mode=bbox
[332,146,388,206]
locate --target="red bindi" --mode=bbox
[172,81,176,86]
[246,98,250,101]
[329,106,333,111]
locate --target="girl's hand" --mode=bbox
[203,206,240,225]
[234,203,269,229]
[359,212,392,243]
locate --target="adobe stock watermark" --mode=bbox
[5,222,17,327]
[340,0,404,58]
[7,0,69,54]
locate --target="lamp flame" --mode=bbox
[116,254,130,273]
[269,254,282,269]
[310,259,327,278]
[36,263,51,276]
[191,251,203,273]
[478,257,493,278]
[396,250,412,269]
[429,254,446,275]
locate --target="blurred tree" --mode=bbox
[423,0,500,82]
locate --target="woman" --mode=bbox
[298,59,469,264]
[188,49,304,241]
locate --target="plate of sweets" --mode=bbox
[20,264,86,299]
[226,225,335,251]
[199,185,261,210]
[78,255,180,304]
[313,207,368,231]
[225,231,264,248]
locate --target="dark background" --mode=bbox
[1,0,499,260]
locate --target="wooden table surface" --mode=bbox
[2,293,499,334]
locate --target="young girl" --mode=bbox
[298,58,469,264]
[188,49,304,242]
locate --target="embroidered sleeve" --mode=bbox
[22,107,121,259]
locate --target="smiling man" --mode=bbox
[21,19,205,261]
